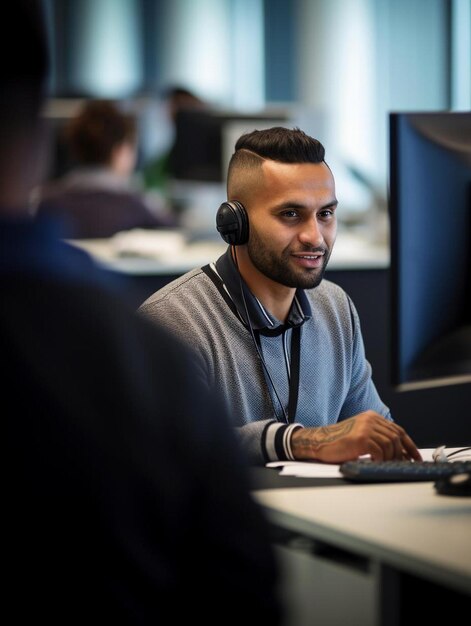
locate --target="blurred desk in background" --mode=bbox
[68,228,389,278]
[68,231,228,277]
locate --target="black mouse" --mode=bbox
[434,471,471,497]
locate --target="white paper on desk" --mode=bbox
[111,228,186,258]
[266,461,343,478]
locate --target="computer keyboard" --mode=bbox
[339,460,471,483]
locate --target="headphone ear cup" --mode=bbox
[216,201,249,245]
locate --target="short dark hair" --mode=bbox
[233,126,325,163]
[65,100,137,165]
[227,127,327,201]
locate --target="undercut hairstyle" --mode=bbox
[234,126,325,163]
[227,126,326,202]
[65,100,137,166]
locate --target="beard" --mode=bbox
[247,226,331,289]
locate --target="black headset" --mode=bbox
[216,201,249,245]
[215,201,290,423]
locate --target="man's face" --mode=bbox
[245,160,338,290]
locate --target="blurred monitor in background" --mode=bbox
[389,111,471,391]
[171,108,291,184]
[141,85,208,194]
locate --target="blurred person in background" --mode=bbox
[141,85,207,194]
[34,99,176,238]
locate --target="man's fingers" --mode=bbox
[400,433,422,461]
[379,423,421,461]
[361,418,421,461]
[391,433,405,460]
[366,440,385,462]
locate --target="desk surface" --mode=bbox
[250,467,349,490]
[68,229,389,276]
[254,481,471,596]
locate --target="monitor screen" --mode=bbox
[389,111,471,391]
[171,108,291,183]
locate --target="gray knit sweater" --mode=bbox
[139,251,390,465]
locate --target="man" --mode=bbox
[140,126,421,466]
[2,3,282,623]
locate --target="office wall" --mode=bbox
[46,0,143,96]
[46,0,265,107]
[46,0,468,108]
[295,0,450,208]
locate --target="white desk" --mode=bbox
[68,229,389,276]
[67,234,227,276]
[254,482,471,626]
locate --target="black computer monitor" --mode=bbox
[171,108,291,182]
[389,111,471,391]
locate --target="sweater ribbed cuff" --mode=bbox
[263,422,304,462]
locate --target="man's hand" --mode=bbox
[290,411,422,463]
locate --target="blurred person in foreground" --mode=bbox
[2,3,282,624]
[34,98,176,238]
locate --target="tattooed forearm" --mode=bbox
[314,420,354,442]
[291,420,355,455]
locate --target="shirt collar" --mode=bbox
[214,247,311,331]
